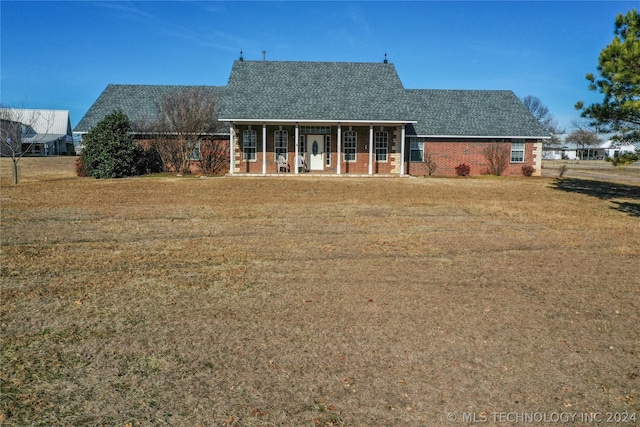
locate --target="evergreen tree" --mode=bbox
[576,9,640,142]
[81,110,138,178]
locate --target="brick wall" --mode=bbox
[406,139,540,177]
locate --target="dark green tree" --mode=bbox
[576,9,640,142]
[81,110,138,178]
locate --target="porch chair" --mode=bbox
[277,155,289,173]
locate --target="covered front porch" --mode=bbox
[228,121,414,176]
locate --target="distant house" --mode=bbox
[543,136,639,161]
[75,59,550,176]
[600,140,640,159]
[0,118,22,157]
[543,142,604,161]
[1,109,73,156]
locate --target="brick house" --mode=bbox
[75,59,549,176]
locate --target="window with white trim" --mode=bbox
[343,130,357,162]
[190,141,201,160]
[511,140,525,163]
[243,130,256,161]
[274,130,288,161]
[410,138,424,162]
[375,131,388,162]
[325,135,331,166]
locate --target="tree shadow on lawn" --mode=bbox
[552,178,640,217]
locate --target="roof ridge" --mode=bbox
[234,59,394,65]
[106,83,225,88]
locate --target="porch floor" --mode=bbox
[227,172,410,178]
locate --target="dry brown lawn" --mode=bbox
[1,157,639,426]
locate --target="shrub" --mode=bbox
[521,165,535,176]
[199,140,229,176]
[482,143,510,176]
[80,110,138,178]
[133,145,164,175]
[558,164,568,178]
[75,153,88,177]
[455,163,470,176]
[424,147,437,176]
[609,151,639,166]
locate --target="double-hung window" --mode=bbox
[274,130,288,161]
[190,141,201,161]
[243,130,256,161]
[343,131,357,162]
[410,139,424,162]
[511,139,525,163]
[375,131,388,162]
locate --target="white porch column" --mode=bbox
[369,124,374,175]
[229,125,235,175]
[337,124,342,175]
[262,123,267,174]
[400,124,406,175]
[294,123,299,175]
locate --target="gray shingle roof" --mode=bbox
[74,85,225,133]
[74,61,550,139]
[218,60,413,122]
[405,89,549,137]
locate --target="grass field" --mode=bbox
[542,160,640,183]
[1,157,639,426]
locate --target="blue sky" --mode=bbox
[1,1,637,132]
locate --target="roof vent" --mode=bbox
[239,50,244,61]
[383,52,388,64]
[262,50,266,61]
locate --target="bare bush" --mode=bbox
[482,142,511,176]
[424,146,437,176]
[558,164,568,178]
[150,87,222,174]
[151,134,185,173]
[199,139,229,176]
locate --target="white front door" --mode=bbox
[307,135,324,171]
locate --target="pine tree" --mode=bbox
[576,9,640,142]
